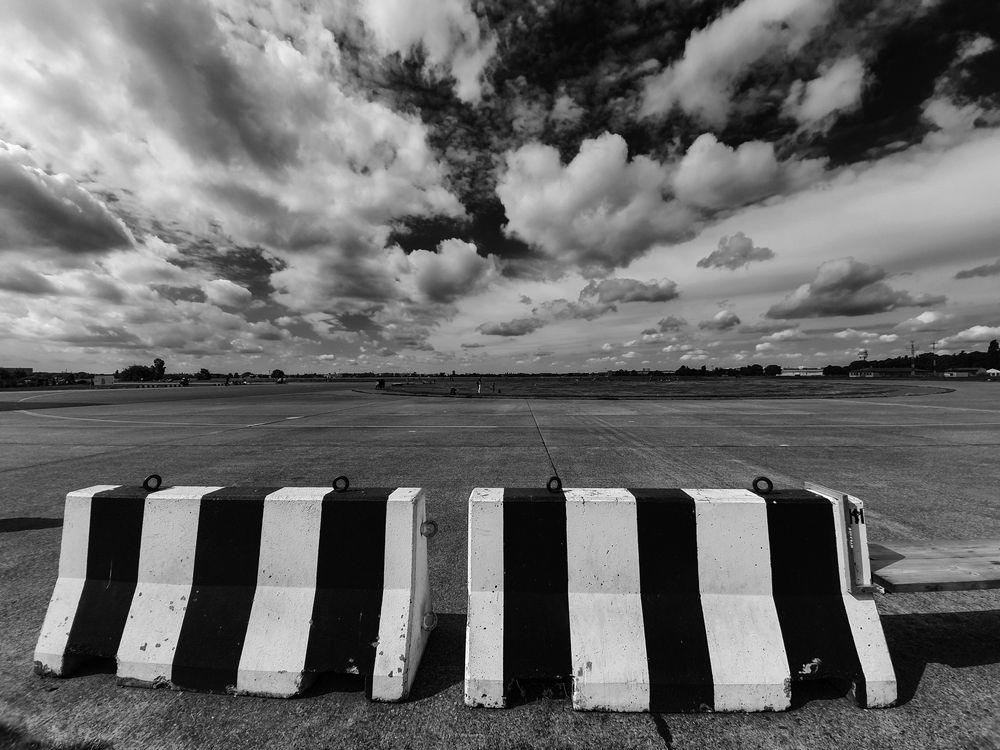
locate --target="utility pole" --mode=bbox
[910,340,916,377]
[930,342,937,376]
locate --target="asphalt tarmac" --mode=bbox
[1,381,998,749]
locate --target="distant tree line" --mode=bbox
[846,339,999,372]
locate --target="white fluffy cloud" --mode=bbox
[359,0,496,102]
[496,133,696,275]
[699,309,741,331]
[895,311,951,331]
[784,56,866,129]
[673,134,824,210]
[938,325,1000,346]
[641,0,832,125]
[407,239,499,303]
[697,231,775,270]
[203,279,253,307]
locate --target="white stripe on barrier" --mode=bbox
[817,486,897,708]
[565,488,649,711]
[464,488,505,707]
[372,487,428,701]
[236,487,325,696]
[686,488,790,712]
[34,486,115,675]
[117,487,216,686]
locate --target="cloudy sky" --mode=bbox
[2,0,998,374]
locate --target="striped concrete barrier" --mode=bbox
[34,484,434,700]
[465,485,896,712]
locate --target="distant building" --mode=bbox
[849,367,930,378]
[943,368,987,378]
[986,368,1000,379]
[93,374,115,386]
[777,367,824,377]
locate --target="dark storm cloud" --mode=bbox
[477,317,545,336]
[697,232,774,270]
[111,0,298,170]
[0,147,132,253]
[461,342,485,348]
[955,258,1000,279]
[767,258,947,319]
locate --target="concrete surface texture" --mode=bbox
[1,381,998,749]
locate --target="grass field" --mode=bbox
[377,376,955,400]
[1,381,998,749]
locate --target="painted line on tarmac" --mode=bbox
[16,410,500,429]
[837,399,1000,414]
[15,410,247,427]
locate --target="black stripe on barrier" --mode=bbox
[633,489,715,712]
[65,487,148,658]
[502,489,572,690]
[764,490,863,687]
[303,489,390,677]
[171,487,273,692]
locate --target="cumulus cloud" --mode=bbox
[407,239,499,303]
[783,56,866,129]
[761,327,804,342]
[895,311,951,331]
[359,0,496,102]
[955,259,1000,279]
[697,232,775,270]
[203,279,253,307]
[698,309,741,331]
[496,133,695,275]
[672,134,824,210]
[579,277,679,304]
[476,317,545,337]
[657,315,688,332]
[938,325,1000,346]
[640,0,832,125]
[0,142,132,254]
[767,257,946,319]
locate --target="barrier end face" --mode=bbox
[464,681,507,708]
[370,675,407,703]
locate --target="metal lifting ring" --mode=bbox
[420,520,438,538]
[421,612,438,631]
[142,474,162,492]
[752,475,774,495]
[546,475,563,493]
[332,475,350,492]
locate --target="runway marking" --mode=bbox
[15,410,499,429]
[15,411,241,427]
[837,399,1000,414]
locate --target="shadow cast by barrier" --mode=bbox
[882,609,1000,704]
[0,517,63,533]
[407,612,466,701]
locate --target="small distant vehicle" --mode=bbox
[180,377,189,386]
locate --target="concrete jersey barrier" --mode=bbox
[34,484,433,701]
[466,486,896,712]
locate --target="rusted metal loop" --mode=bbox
[422,612,438,631]
[752,475,774,495]
[420,520,438,538]
[332,475,350,492]
[143,474,162,492]
[546,475,562,493]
